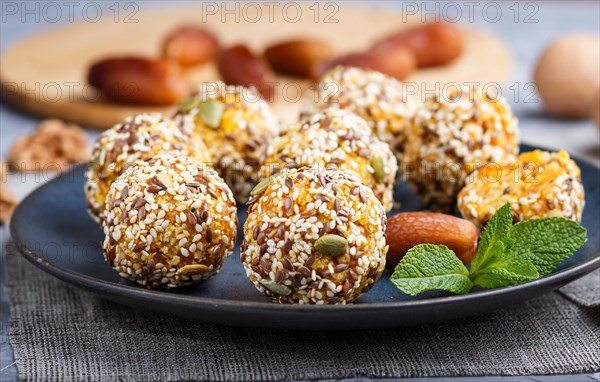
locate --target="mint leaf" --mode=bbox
[390,244,473,296]
[472,258,539,288]
[507,217,587,276]
[468,204,539,289]
[470,203,513,277]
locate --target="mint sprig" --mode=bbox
[508,217,587,276]
[390,203,587,296]
[471,256,539,289]
[390,244,473,295]
[469,203,514,277]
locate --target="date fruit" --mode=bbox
[162,26,219,67]
[372,22,463,68]
[88,57,188,105]
[385,212,478,269]
[264,39,334,78]
[218,44,276,100]
[313,47,415,80]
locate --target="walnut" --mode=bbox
[0,159,16,224]
[0,185,16,224]
[8,119,90,172]
[0,159,7,183]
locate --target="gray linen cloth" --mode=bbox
[3,2,600,380]
[558,269,600,307]
[4,245,600,381]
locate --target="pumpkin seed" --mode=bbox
[260,279,292,296]
[250,173,282,196]
[177,264,210,275]
[314,234,348,257]
[178,97,198,112]
[371,155,385,183]
[98,149,106,166]
[198,99,224,129]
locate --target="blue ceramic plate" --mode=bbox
[10,145,600,330]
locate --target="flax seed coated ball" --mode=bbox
[458,150,584,229]
[175,82,279,204]
[102,155,238,289]
[316,66,415,160]
[403,87,519,211]
[85,113,210,223]
[241,167,388,304]
[264,108,398,211]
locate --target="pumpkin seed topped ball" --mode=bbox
[264,108,398,211]
[241,167,388,304]
[85,113,210,223]
[316,66,415,160]
[403,87,520,211]
[102,154,238,289]
[458,150,584,229]
[175,82,279,204]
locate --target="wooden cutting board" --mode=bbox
[0,5,512,129]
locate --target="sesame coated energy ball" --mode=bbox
[316,66,415,160]
[403,87,520,211]
[241,167,388,304]
[458,150,584,228]
[264,108,398,211]
[102,154,238,289]
[85,113,210,223]
[175,82,279,204]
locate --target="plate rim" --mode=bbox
[9,146,600,315]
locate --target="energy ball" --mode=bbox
[264,108,398,211]
[458,150,584,228]
[241,167,388,304]
[85,113,209,223]
[403,87,519,211]
[316,66,415,160]
[176,82,279,203]
[103,154,238,289]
